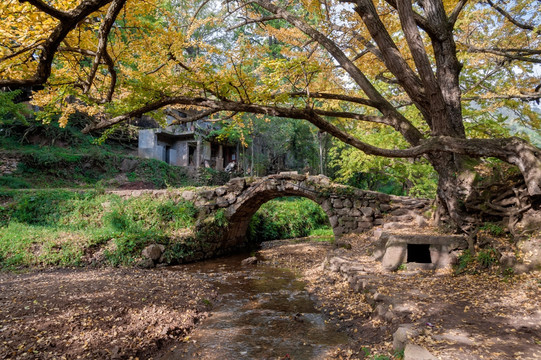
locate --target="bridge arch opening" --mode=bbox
[246,196,333,243]
[225,190,336,248]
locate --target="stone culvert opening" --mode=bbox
[407,244,432,263]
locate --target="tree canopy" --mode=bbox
[1,0,541,228]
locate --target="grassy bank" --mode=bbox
[0,189,198,269]
[0,136,197,189]
[0,192,333,270]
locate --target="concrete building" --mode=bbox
[138,114,237,170]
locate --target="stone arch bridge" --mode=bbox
[112,172,430,261]
[189,173,429,249]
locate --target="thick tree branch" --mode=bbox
[463,93,541,101]
[58,46,117,103]
[84,0,126,94]
[448,0,468,26]
[396,0,449,136]
[289,91,378,107]
[485,0,539,34]
[465,45,541,64]
[381,0,443,40]
[82,94,541,196]
[0,40,44,62]
[250,0,424,147]
[348,0,433,124]
[228,16,282,31]
[165,108,219,124]
[19,0,71,21]
[0,0,113,88]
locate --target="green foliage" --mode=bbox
[247,197,331,242]
[0,176,30,189]
[0,90,31,124]
[0,190,198,269]
[480,222,505,237]
[329,130,437,197]
[133,158,191,188]
[455,247,500,274]
[455,249,474,274]
[197,167,230,186]
[194,208,229,243]
[477,247,498,268]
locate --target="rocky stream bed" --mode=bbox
[1,234,540,359]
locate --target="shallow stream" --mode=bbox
[158,254,348,359]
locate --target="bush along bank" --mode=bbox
[247,197,333,242]
[0,189,201,269]
[0,190,336,270]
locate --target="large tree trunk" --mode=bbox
[428,138,541,234]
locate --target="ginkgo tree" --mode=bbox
[1,0,540,231]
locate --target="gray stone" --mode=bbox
[351,209,361,216]
[343,199,353,208]
[136,258,155,269]
[335,240,352,250]
[199,189,215,199]
[391,208,411,216]
[216,197,229,207]
[383,222,410,230]
[215,187,227,196]
[404,344,437,360]
[382,245,407,271]
[517,237,541,268]
[499,253,517,268]
[227,177,246,193]
[333,199,344,208]
[120,158,139,172]
[433,331,474,346]
[357,221,373,230]
[321,199,332,212]
[393,325,420,351]
[224,192,237,204]
[360,207,374,217]
[182,190,195,201]
[415,215,428,228]
[142,244,164,261]
[241,256,258,265]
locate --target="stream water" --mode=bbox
[158,254,348,360]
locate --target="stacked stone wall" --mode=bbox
[109,172,431,261]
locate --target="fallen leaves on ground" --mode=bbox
[0,267,216,359]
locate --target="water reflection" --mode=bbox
[159,254,348,359]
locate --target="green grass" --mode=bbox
[0,137,196,189]
[0,189,198,269]
[247,197,332,242]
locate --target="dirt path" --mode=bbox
[0,268,216,359]
[259,236,541,359]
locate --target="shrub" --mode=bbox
[0,176,30,189]
[0,190,200,269]
[247,197,331,242]
[480,222,505,237]
[477,247,498,268]
[455,249,474,274]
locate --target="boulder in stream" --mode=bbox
[241,256,258,266]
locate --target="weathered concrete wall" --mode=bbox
[138,129,158,159]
